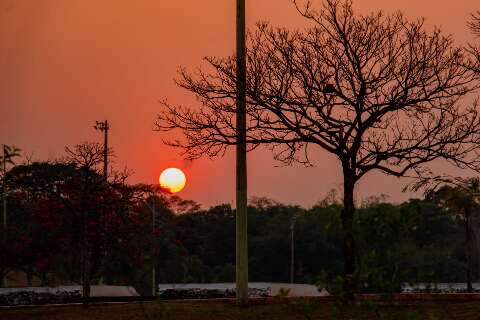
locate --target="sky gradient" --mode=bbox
[1,0,479,208]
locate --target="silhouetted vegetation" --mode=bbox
[4,0,480,307]
[156,0,480,295]
[3,144,480,295]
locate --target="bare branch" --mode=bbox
[156,0,480,180]
[468,11,480,37]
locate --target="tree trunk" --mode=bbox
[342,170,356,298]
[465,207,473,293]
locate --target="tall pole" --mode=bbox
[236,0,248,306]
[152,198,156,297]
[290,217,295,284]
[94,121,109,288]
[1,145,7,287]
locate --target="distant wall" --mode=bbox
[157,283,327,297]
[0,285,139,297]
[402,283,480,293]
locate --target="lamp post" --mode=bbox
[290,216,296,284]
[235,0,248,307]
[144,197,157,297]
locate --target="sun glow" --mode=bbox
[159,168,186,193]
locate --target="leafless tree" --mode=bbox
[156,0,480,294]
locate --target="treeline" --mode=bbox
[158,195,474,294]
[2,144,478,295]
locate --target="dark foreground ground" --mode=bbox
[2,299,480,320]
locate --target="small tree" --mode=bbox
[156,0,480,294]
[6,160,155,292]
[64,143,106,305]
[414,177,480,292]
[5,144,156,300]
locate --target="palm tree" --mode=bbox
[1,145,21,287]
[429,178,480,293]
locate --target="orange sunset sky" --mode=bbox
[1,0,479,208]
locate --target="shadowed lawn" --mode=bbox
[1,300,480,320]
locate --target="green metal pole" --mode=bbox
[236,0,248,307]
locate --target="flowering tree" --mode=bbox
[5,145,154,300]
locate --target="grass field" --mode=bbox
[2,299,480,320]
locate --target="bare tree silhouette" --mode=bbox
[468,11,480,75]
[156,0,480,294]
[468,11,480,37]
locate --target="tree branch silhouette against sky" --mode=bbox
[1,0,480,208]
[156,0,480,292]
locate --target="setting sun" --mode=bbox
[159,168,186,193]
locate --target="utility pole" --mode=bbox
[93,120,109,289]
[236,0,248,307]
[94,120,109,180]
